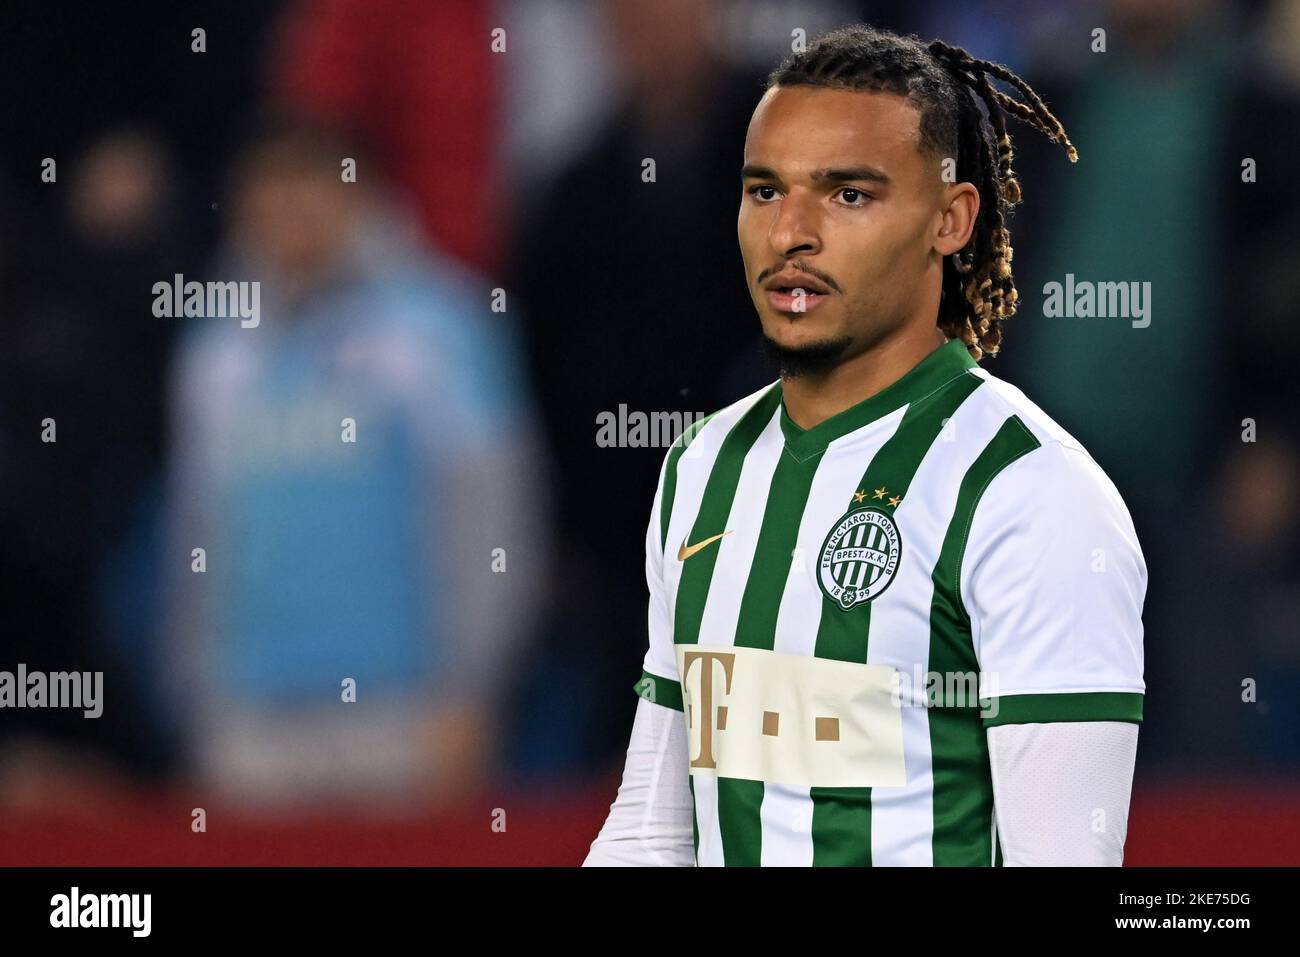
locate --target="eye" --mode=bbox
[746,184,780,202]
[836,187,871,207]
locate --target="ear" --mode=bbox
[933,182,980,257]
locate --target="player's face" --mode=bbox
[738,86,955,366]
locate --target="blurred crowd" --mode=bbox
[0,0,1296,815]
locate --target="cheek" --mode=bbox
[848,212,930,282]
[736,208,766,271]
[736,203,761,244]
[834,237,922,317]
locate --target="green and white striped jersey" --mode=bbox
[632,337,1146,866]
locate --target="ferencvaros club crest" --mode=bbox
[817,507,902,610]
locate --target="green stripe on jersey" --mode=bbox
[928,414,1040,866]
[720,426,822,866]
[734,450,820,650]
[660,412,719,551]
[671,388,780,867]
[983,691,1144,726]
[673,387,782,648]
[632,669,683,711]
[717,779,764,866]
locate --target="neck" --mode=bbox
[781,323,948,431]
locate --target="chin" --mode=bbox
[759,326,853,379]
[765,321,841,352]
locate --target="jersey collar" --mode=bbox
[777,337,978,457]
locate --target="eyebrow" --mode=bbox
[740,164,891,186]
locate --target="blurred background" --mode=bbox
[0,0,1296,865]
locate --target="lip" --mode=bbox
[765,270,831,295]
[766,287,829,313]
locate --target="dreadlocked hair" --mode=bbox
[767,26,1077,359]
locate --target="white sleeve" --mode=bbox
[637,446,683,698]
[582,696,696,867]
[963,438,1147,726]
[988,720,1138,866]
[585,442,697,866]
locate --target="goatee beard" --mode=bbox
[759,332,853,379]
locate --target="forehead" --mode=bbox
[743,85,925,175]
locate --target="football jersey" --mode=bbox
[632,336,1146,866]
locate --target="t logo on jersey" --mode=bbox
[677,645,907,788]
[817,507,902,610]
[680,649,737,769]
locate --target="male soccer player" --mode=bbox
[584,25,1145,866]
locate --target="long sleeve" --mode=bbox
[585,419,709,866]
[583,696,695,867]
[987,720,1138,866]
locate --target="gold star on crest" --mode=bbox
[888,495,901,508]
[873,487,887,500]
[853,489,867,504]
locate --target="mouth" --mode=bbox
[765,286,830,313]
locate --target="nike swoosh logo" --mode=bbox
[678,530,732,561]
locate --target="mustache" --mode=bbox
[758,262,840,292]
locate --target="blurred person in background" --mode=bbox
[506,0,773,775]
[268,0,501,274]
[1207,0,1300,766]
[162,117,550,809]
[0,128,190,803]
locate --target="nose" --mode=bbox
[767,188,821,258]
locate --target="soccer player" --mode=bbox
[584,25,1145,866]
